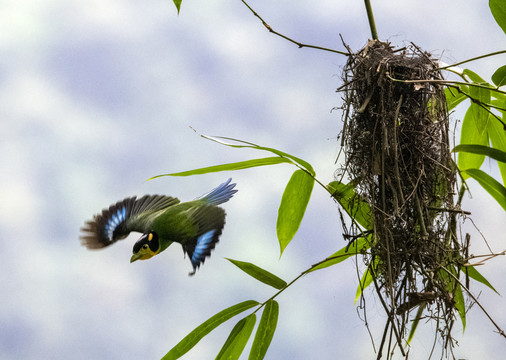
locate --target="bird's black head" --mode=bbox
[130,232,160,262]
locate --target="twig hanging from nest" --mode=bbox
[339,40,468,357]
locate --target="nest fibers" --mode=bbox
[339,41,464,350]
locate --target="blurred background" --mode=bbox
[1,0,504,359]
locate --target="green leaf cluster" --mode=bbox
[162,261,283,359]
[448,66,506,211]
[151,134,378,357]
[155,1,506,355]
[151,125,502,356]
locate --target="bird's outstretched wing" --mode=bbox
[180,205,226,275]
[80,195,180,249]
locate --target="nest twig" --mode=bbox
[339,40,466,357]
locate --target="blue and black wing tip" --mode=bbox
[188,226,223,276]
[201,178,238,206]
[185,205,227,275]
[80,197,137,249]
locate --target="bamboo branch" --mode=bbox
[364,0,379,40]
[240,0,350,56]
[435,50,506,71]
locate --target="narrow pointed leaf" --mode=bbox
[453,144,506,163]
[439,267,466,330]
[162,300,259,360]
[249,300,279,360]
[226,258,287,290]
[200,134,315,175]
[445,86,468,110]
[466,265,499,294]
[173,0,182,14]
[215,314,257,360]
[488,114,506,185]
[463,70,491,134]
[492,65,506,87]
[464,168,506,211]
[407,303,426,344]
[277,170,314,256]
[148,157,292,179]
[454,282,466,330]
[458,107,489,177]
[463,69,487,84]
[309,235,371,273]
[327,181,373,229]
[490,0,506,35]
[354,259,378,304]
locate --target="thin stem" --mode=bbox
[464,250,506,266]
[254,251,366,313]
[252,271,306,314]
[440,266,506,338]
[364,0,379,40]
[240,0,350,56]
[436,50,506,71]
[387,76,506,96]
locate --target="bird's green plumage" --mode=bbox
[149,201,225,252]
[80,179,237,274]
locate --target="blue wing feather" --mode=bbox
[191,229,216,266]
[199,178,237,205]
[182,205,227,275]
[81,195,179,249]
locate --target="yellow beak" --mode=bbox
[130,252,144,263]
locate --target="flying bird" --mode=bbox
[80,178,237,275]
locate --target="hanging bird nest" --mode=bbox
[338,40,465,353]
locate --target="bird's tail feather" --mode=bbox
[199,178,237,205]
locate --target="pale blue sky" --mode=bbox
[1,1,505,359]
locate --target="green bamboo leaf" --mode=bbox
[458,107,489,178]
[277,170,314,256]
[455,282,466,330]
[492,65,506,87]
[445,86,468,110]
[215,314,257,360]
[327,181,373,229]
[354,259,378,304]
[490,0,506,35]
[148,157,292,180]
[464,168,506,211]
[439,267,466,330]
[488,112,506,185]
[453,144,506,163]
[466,265,499,294]
[491,88,506,102]
[463,70,491,134]
[463,69,487,84]
[309,235,371,273]
[173,0,182,14]
[248,300,279,360]
[162,300,259,360]
[226,259,287,290]
[407,303,426,344]
[201,135,315,175]
[216,314,257,360]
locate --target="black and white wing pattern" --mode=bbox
[80,195,180,249]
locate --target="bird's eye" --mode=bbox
[142,244,148,250]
